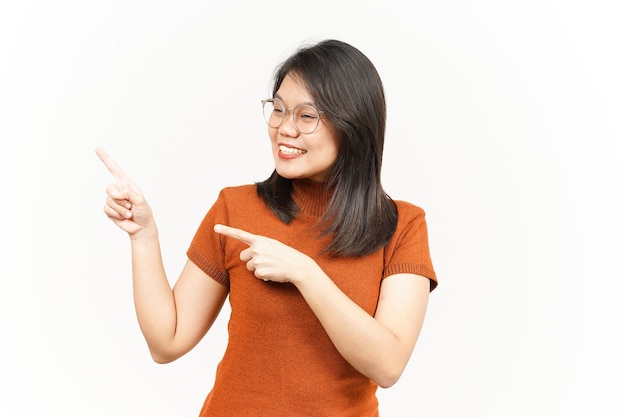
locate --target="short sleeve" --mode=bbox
[187,190,231,288]
[383,201,438,291]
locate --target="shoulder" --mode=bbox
[393,200,427,227]
[215,184,261,206]
[386,199,430,249]
[384,199,437,288]
[213,184,275,222]
[201,184,264,220]
[218,184,258,198]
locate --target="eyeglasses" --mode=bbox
[261,98,324,135]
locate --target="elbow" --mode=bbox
[152,355,174,365]
[361,350,409,388]
[149,348,179,364]
[371,364,405,389]
[146,337,191,364]
[375,372,401,389]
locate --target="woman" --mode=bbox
[98,39,437,416]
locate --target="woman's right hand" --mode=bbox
[96,148,155,239]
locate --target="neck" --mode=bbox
[291,179,333,217]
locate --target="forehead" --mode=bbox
[275,73,314,105]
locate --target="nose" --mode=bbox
[277,111,299,136]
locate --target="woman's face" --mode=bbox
[268,73,340,182]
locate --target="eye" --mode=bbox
[296,106,319,121]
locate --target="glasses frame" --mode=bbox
[261,98,324,135]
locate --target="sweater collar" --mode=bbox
[292,179,333,218]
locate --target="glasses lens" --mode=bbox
[262,100,284,128]
[261,99,322,134]
[294,105,321,134]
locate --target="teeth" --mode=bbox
[279,145,306,154]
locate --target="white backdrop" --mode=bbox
[1,1,624,416]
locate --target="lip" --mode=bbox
[277,143,307,160]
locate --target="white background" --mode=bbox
[1,1,624,416]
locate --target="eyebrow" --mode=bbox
[273,93,317,108]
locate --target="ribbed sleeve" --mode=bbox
[383,201,438,291]
[186,189,230,287]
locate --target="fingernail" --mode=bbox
[125,211,132,218]
[125,203,132,209]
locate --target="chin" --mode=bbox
[276,170,305,180]
[275,164,302,179]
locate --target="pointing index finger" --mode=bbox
[214,224,258,246]
[96,147,128,180]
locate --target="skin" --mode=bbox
[97,73,431,388]
[269,73,340,182]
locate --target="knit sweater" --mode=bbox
[187,179,437,417]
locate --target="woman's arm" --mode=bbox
[213,223,430,387]
[132,239,228,363]
[293,271,430,388]
[97,148,228,363]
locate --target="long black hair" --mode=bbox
[256,39,398,257]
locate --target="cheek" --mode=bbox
[325,137,341,162]
[268,127,278,145]
[323,127,341,161]
[316,145,340,168]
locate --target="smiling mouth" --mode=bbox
[279,145,306,155]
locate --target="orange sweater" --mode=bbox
[187,180,437,416]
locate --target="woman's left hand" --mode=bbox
[213,224,318,284]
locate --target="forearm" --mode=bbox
[129,228,177,359]
[294,271,409,388]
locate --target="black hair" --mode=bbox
[256,39,397,257]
